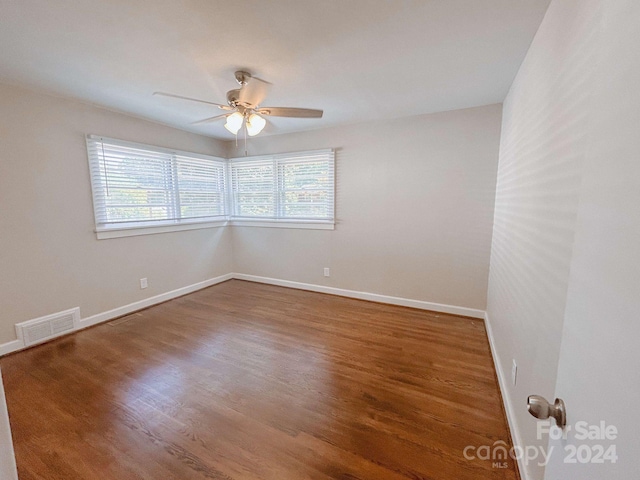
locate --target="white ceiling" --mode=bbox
[0,0,550,140]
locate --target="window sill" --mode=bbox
[96,219,229,239]
[230,219,335,230]
[95,218,335,239]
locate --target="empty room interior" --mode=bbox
[1,1,639,479]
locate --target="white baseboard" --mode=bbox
[232,273,485,319]
[0,340,24,357]
[78,273,233,329]
[0,273,233,357]
[484,312,528,480]
[1,272,484,359]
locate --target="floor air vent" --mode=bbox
[16,307,80,347]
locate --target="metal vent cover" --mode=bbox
[15,307,80,347]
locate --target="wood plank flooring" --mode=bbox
[1,280,518,479]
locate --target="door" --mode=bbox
[0,370,18,480]
[542,2,640,478]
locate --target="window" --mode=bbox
[230,149,335,225]
[86,137,334,238]
[86,136,227,237]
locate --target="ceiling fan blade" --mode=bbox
[256,107,323,118]
[190,113,231,125]
[238,77,271,107]
[153,91,232,110]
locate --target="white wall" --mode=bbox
[487,0,640,478]
[0,84,233,346]
[227,105,502,311]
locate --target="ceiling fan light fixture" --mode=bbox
[246,113,266,136]
[154,71,323,138]
[224,112,244,134]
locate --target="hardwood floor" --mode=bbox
[1,280,518,480]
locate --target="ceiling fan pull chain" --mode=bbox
[244,122,248,157]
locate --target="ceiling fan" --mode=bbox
[153,70,323,137]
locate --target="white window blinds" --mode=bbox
[230,149,335,222]
[230,158,276,218]
[86,136,227,229]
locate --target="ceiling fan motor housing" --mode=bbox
[226,89,241,107]
[234,70,251,86]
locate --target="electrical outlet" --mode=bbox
[140,278,148,289]
[323,267,330,277]
[512,359,518,386]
